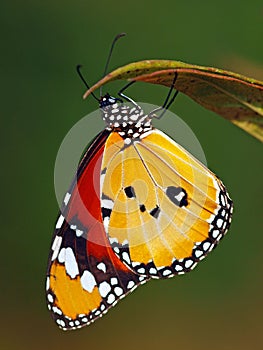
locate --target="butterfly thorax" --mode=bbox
[100,94,152,143]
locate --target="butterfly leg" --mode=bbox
[154,90,179,120]
[148,72,179,119]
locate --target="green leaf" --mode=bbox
[83,60,263,142]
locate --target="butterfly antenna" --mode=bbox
[76,64,100,102]
[100,32,126,96]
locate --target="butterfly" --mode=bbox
[46,36,233,331]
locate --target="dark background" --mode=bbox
[1,1,263,349]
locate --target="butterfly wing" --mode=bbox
[46,129,148,330]
[100,129,233,278]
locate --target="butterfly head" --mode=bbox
[99,93,121,110]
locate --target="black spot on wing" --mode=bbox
[166,186,188,207]
[124,186,136,198]
[140,204,146,212]
[149,205,160,219]
[102,207,112,219]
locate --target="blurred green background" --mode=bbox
[1,1,263,349]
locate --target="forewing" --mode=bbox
[101,130,233,278]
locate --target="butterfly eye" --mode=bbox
[99,94,121,109]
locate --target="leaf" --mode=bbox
[83,60,263,142]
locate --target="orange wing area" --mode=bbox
[46,130,148,330]
[101,129,233,278]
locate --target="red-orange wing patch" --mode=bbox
[46,130,148,330]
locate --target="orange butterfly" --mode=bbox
[46,34,233,330]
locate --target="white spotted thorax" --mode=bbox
[100,94,152,144]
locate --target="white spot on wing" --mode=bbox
[174,264,183,272]
[162,269,172,276]
[51,235,62,251]
[184,259,194,269]
[102,199,114,209]
[114,287,123,296]
[99,281,111,298]
[57,319,66,328]
[46,277,50,291]
[70,224,83,237]
[110,277,118,285]
[58,247,66,263]
[75,229,83,237]
[56,215,65,229]
[97,262,107,273]
[109,237,118,244]
[203,242,211,251]
[103,217,110,231]
[107,293,115,304]
[80,270,97,293]
[47,293,54,303]
[51,235,62,261]
[127,280,135,289]
[64,192,71,205]
[137,267,145,274]
[122,252,131,264]
[65,247,79,278]
[52,306,62,315]
[217,218,223,228]
[195,250,203,258]
[212,230,220,238]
